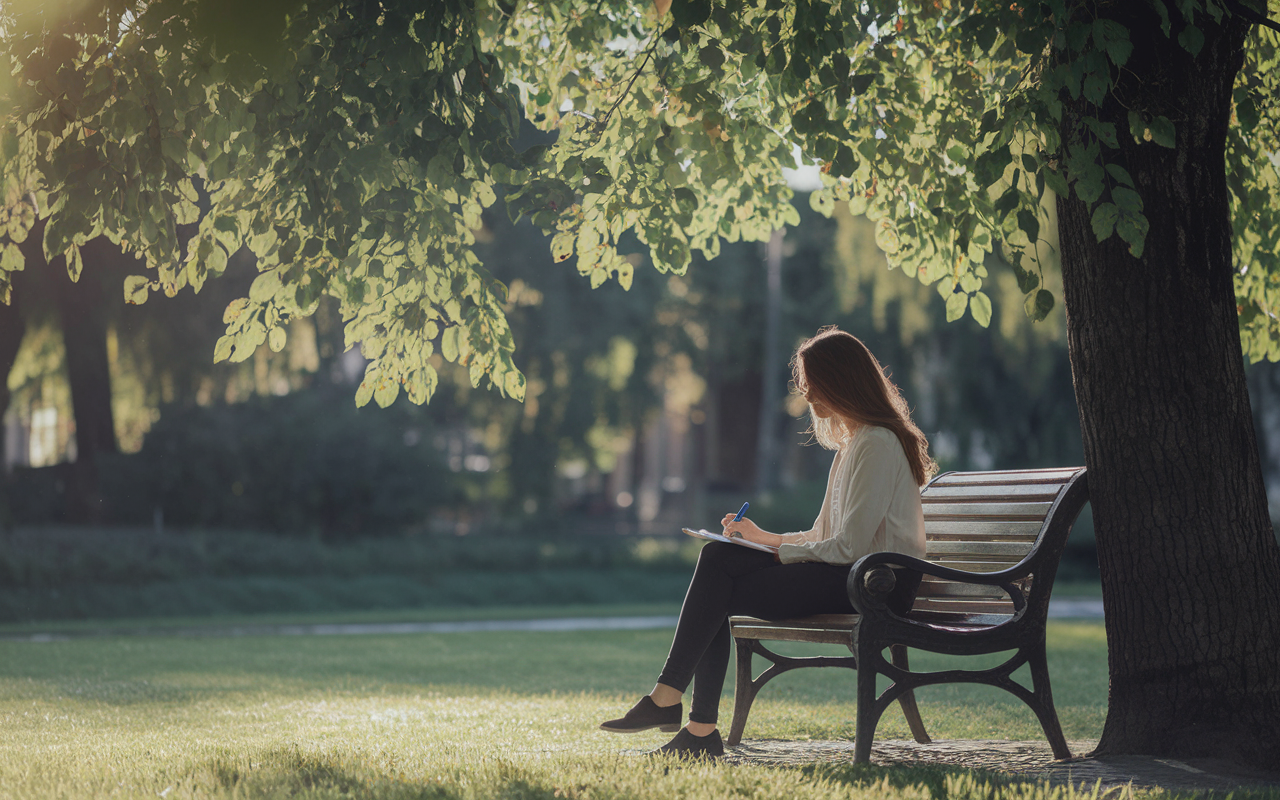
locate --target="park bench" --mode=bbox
[726,467,1090,763]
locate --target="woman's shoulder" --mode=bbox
[854,425,898,448]
[850,426,910,461]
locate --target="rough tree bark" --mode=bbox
[1056,5,1280,766]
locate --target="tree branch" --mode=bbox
[1223,0,1280,34]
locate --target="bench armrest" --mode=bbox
[848,551,1028,617]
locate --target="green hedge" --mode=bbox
[5,390,464,536]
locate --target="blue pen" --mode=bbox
[733,502,750,521]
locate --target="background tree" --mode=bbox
[3,0,1280,765]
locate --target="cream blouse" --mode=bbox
[776,425,927,566]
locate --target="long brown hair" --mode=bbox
[792,327,937,486]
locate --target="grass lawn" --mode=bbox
[0,616,1242,800]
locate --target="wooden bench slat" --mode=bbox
[920,500,1054,519]
[926,540,1038,557]
[907,612,1014,628]
[729,615,858,644]
[915,581,1015,599]
[732,626,853,644]
[928,469,1080,485]
[919,484,1063,501]
[927,532,1038,544]
[928,553,1028,566]
[912,598,1017,614]
[923,520,1045,538]
[926,557,1022,572]
[731,614,858,628]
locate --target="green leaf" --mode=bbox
[699,45,725,71]
[1236,95,1260,132]
[355,369,376,407]
[1149,116,1176,148]
[442,325,460,361]
[42,216,71,262]
[1177,24,1204,57]
[1014,264,1040,294]
[1083,117,1119,149]
[1091,202,1119,241]
[124,275,151,305]
[213,334,234,363]
[1075,169,1105,205]
[829,144,856,178]
[671,0,711,28]
[874,218,900,254]
[64,246,83,282]
[1116,212,1150,258]
[1017,210,1041,243]
[250,269,281,303]
[0,243,22,272]
[1104,163,1134,187]
[1128,111,1147,143]
[945,290,968,322]
[374,377,400,408]
[1025,289,1055,322]
[970,291,992,328]
[550,231,575,263]
[268,326,287,352]
[407,366,439,405]
[1112,186,1143,213]
[503,368,525,401]
[161,135,187,164]
[1153,0,1172,35]
[1043,167,1069,198]
[1093,19,1133,66]
[1082,69,1109,106]
[850,73,875,95]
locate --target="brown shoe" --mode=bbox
[599,696,682,733]
[650,728,724,760]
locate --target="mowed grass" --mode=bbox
[0,618,1233,800]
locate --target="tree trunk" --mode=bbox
[1056,6,1280,766]
[0,279,25,528]
[52,243,118,523]
[0,286,25,462]
[18,227,119,522]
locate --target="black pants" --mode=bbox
[656,541,919,724]
[653,542,853,725]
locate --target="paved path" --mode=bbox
[1,599,1105,642]
[727,738,1280,794]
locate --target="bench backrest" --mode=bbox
[913,467,1089,624]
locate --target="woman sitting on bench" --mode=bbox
[599,326,937,759]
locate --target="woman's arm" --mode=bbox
[720,515,790,548]
[777,432,901,564]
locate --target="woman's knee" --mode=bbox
[696,540,774,574]
[698,541,736,564]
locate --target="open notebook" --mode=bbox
[681,528,779,554]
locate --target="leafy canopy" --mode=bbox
[1,0,1278,405]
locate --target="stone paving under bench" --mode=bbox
[728,739,1280,794]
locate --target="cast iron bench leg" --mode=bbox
[891,644,931,745]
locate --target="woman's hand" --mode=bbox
[721,515,783,548]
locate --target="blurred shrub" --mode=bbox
[5,390,462,537]
[0,527,699,590]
